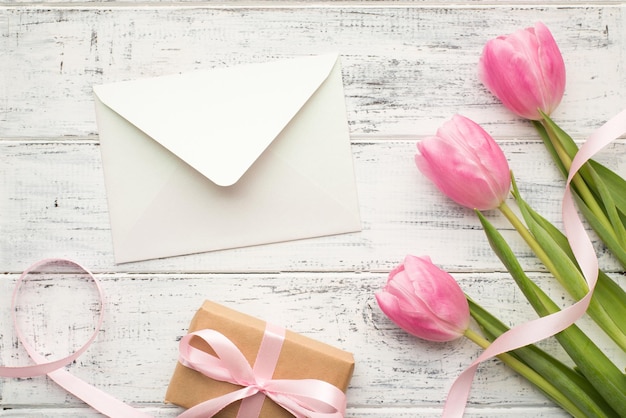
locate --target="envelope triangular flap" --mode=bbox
[93,54,339,187]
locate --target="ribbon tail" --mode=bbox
[178,386,259,418]
[264,379,347,418]
[46,368,152,418]
[442,295,592,417]
[267,393,345,418]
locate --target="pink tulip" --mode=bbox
[376,255,470,342]
[478,22,565,120]
[415,114,511,211]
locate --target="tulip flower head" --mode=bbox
[376,255,470,342]
[415,115,511,211]
[478,22,565,120]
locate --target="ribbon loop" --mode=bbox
[0,259,104,378]
[178,326,347,418]
[180,329,256,385]
[0,258,151,418]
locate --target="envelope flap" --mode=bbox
[93,54,339,186]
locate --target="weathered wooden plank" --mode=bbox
[0,407,572,418]
[0,0,622,4]
[1,5,624,139]
[2,272,621,413]
[2,3,624,418]
[2,140,625,273]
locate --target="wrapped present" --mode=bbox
[165,300,355,417]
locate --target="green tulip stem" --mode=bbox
[540,119,616,237]
[463,327,492,350]
[497,201,587,293]
[462,328,584,416]
[541,118,573,171]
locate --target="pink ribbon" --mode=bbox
[0,258,151,418]
[442,108,626,417]
[1,258,348,418]
[177,326,347,418]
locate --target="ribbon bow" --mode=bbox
[1,259,347,418]
[177,326,347,418]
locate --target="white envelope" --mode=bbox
[93,54,361,263]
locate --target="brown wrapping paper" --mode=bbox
[165,300,355,417]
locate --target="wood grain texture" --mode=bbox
[1,5,624,139]
[0,407,573,418]
[2,2,626,417]
[2,272,623,415]
[2,140,625,274]
[2,0,624,4]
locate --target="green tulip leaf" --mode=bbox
[476,210,548,315]
[516,197,626,338]
[510,176,588,299]
[573,193,626,269]
[511,178,626,350]
[476,212,626,415]
[468,298,620,418]
[536,113,626,265]
[589,159,626,220]
[588,167,626,247]
[533,120,568,178]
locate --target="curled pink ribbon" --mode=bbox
[442,108,626,417]
[177,326,348,418]
[0,258,151,418]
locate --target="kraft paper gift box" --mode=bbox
[165,300,355,417]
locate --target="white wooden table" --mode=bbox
[2,1,625,417]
